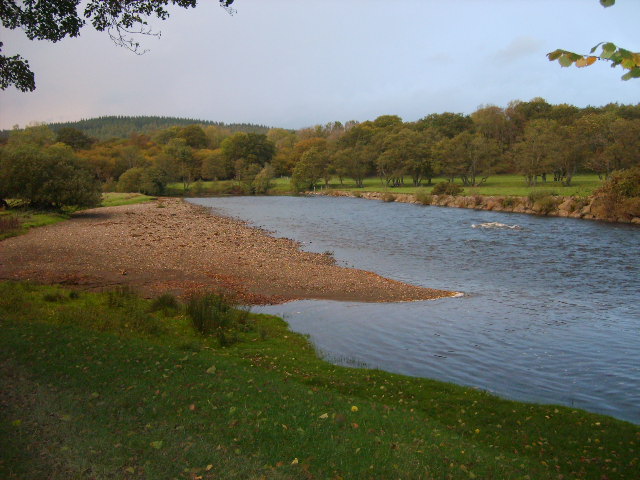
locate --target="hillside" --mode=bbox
[1,116,273,141]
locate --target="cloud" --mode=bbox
[493,36,543,64]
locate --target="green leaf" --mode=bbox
[547,50,564,61]
[600,0,615,7]
[558,55,574,67]
[621,67,640,81]
[601,42,617,58]
[150,440,163,449]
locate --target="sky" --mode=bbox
[0,0,638,131]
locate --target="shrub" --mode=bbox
[432,182,463,196]
[527,189,559,204]
[149,293,181,316]
[0,215,21,235]
[0,142,101,209]
[381,192,396,202]
[43,292,66,303]
[186,293,253,346]
[501,196,517,208]
[533,195,559,215]
[414,189,432,205]
[591,167,640,221]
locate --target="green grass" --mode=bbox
[173,174,604,198]
[0,209,69,240]
[101,192,155,207]
[325,174,602,198]
[1,281,638,479]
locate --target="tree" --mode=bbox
[163,138,199,191]
[252,163,274,194]
[547,0,639,80]
[511,119,560,186]
[291,147,330,191]
[55,127,94,150]
[0,141,101,208]
[414,112,473,139]
[332,145,375,188]
[221,132,275,167]
[376,128,434,187]
[1,1,235,91]
[198,148,232,180]
[179,125,208,149]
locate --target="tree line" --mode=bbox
[1,98,639,208]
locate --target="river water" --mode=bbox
[188,196,640,423]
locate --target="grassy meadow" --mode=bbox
[1,281,638,479]
[170,174,604,198]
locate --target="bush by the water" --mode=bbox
[0,128,101,209]
[527,190,559,204]
[186,293,252,346]
[432,182,464,196]
[381,192,396,202]
[591,167,640,221]
[415,189,433,205]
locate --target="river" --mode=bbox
[188,196,640,424]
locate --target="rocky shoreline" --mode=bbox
[312,190,640,225]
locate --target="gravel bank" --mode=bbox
[0,198,454,304]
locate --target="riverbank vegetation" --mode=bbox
[1,281,638,479]
[1,100,639,205]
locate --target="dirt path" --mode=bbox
[0,198,454,304]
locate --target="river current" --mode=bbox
[188,196,640,423]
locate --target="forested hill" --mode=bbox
[23,116,272,140]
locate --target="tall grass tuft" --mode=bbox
[186,293,252,346]
[149,293,181,316]
[0,215,21,237]
[103,286,164,335]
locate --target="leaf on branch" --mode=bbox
[575,56,597,67]
[558,54,574,67]
[621,67,640,81]
[601,42,617,58]
[600,0,615,7]
[547,50,564,61]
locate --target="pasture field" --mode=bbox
[169,174,604,198]
[1,282,637,480]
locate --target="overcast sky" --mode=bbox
[0,0,638,130]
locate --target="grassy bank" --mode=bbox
[1,282,637,479]
[0,193,153,240]
[167,174,603,198]
[100,192,155,208]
